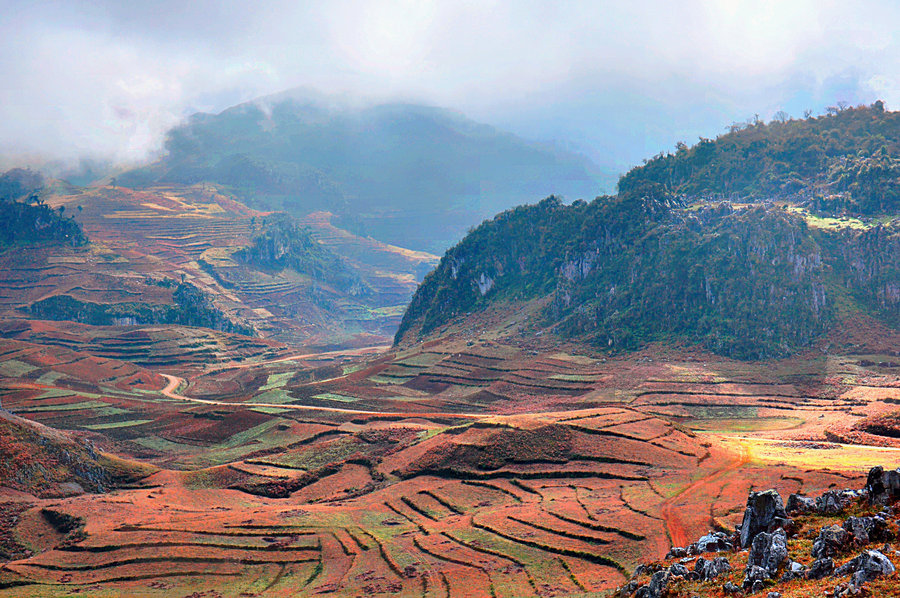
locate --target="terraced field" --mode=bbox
[1,184,897,596]
[10,184,439,351]
[1,325,894,596]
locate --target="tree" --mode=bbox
[773,110,790,123]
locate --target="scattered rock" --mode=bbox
[786,493,816,514]
[807,557,834,580]
[668,563,689,578]
[747,528,788,578]
[694,556,731,581]
[816,489,856,515]
[631,563,661,578]
[744,565,771,591]
[636,569,669,598]
[843,515,890,545]
[665,546,687,559]
[812,525,849,559]
[835,549,896,587]
[780,560,805,582]
[866,466,900,505]
[619,467,900,598]
[670,531,734,557]
[740,489,788,548]
[694,531,733,553]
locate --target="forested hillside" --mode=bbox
[0,169,86,250]
[398,104,900,359]
[619,102,900,214]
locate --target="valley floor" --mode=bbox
[1,322,898,597]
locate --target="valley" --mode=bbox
[0,104,899,597]
[1,316,897,596]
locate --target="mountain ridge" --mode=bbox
[397,103,900,360]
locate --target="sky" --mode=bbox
[2,0,899,184]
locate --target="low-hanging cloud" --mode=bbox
[2,0,899,174]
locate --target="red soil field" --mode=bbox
[1,324,894,596]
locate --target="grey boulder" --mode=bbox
[740,489,788,548]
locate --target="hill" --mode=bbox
[0,169,85,250]
[0,410,153,498]
[397,104,900,360]
[619,101,900,215]
[116,90,603,253]
[0,179,437,362]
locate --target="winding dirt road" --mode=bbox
[203,344,393,374]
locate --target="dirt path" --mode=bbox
[658,441,750,548]
[203,344,392,373]
[158,373,483,419]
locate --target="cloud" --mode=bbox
[1,0,899,172]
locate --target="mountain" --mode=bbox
[5,102,900,598]
[117,90,604,253]
[619,101,900,214]
[397,103,900,359]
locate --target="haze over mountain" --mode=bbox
[117,90,604,252]
[3,2,900,193]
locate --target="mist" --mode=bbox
[2,0,899,180]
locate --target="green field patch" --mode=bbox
[416,427,445,442]
[35,371,66,385]
[788,206,869,231]
[547,352,596,365]
[258,371,295,391]
[684,405,757,419]
[393,352,446,367]
[83,419,153,430]
[342,364,364,375]
[219,419,283,449]
[18,400,112,413]
[133,435,197,454]
[381,395,429,402]
[445,526,574,590]
[685,416,804,433]
[251,389,298,404]
[367,374,405,385]
[34,388,77,400]
[92,406,132,417]
[0,359,38,377]
[182,420,292,467]
[368,305,407,317]
[251,406,292,415]
[312,392,360,403]
[255,436,364,470]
